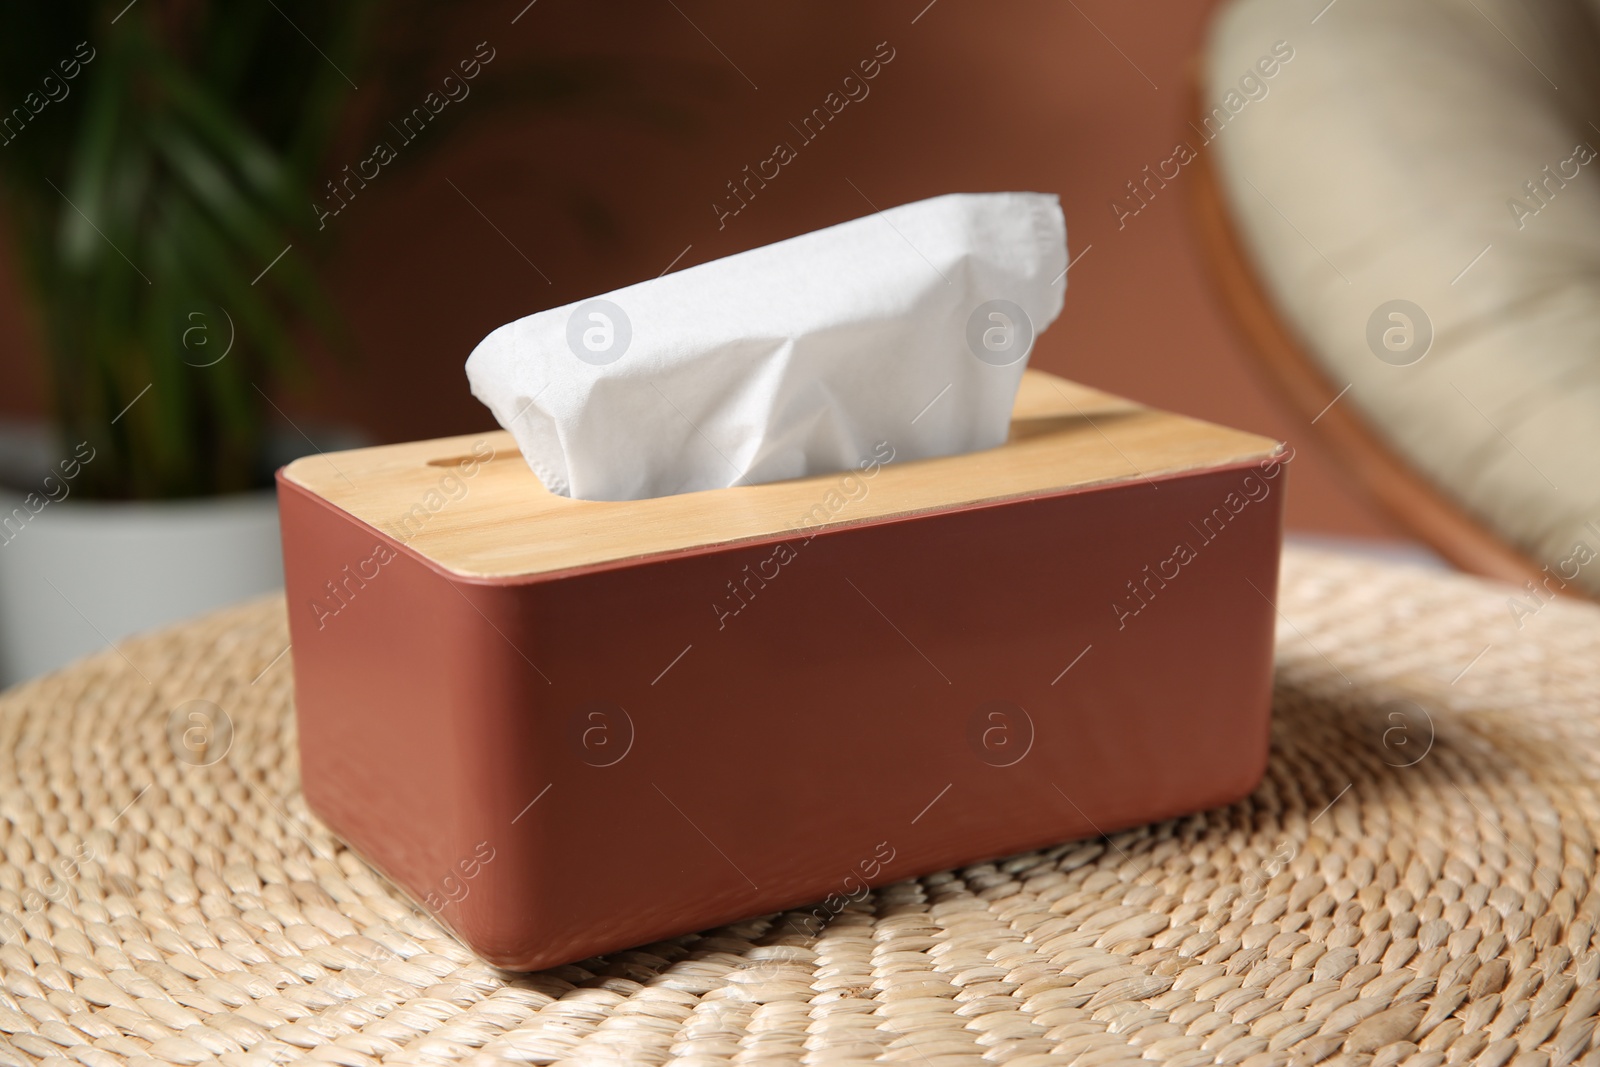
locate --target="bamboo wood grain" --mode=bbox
[282,370,1280,580]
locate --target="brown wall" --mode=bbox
[0,0,1398,537]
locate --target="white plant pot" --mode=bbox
[0,488,285,688]
[0,420,361,689]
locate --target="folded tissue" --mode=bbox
[465,191,1068,501]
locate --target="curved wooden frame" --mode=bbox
[1186,110,1549,591]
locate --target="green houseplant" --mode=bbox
[0,2,370,499]
[0,1,669,684]
[2,1,651,498]
[0,2,382,684]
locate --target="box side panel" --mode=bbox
[463,457,1284,970]
[278,476,526,933]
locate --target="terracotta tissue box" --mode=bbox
[277,369,1286,970]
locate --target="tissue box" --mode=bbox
[277,370,1285,970]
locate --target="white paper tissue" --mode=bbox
[465,191,1067,501]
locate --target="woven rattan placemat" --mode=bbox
[0,547,1596,1067]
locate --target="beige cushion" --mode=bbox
[1206,0,1600,596]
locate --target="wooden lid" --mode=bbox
[281,370,1281,580]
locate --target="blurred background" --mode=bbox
[0,0,1423,686]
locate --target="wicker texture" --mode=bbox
[0,546,1596,1067]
